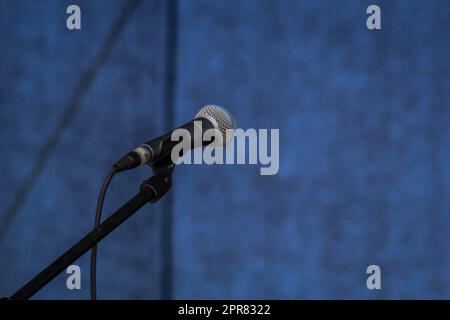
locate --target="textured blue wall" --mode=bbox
[0,0,449,299]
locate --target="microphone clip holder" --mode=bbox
[141,152,175,203]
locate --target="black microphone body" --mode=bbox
[114,117,215,172]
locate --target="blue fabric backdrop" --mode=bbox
[0,0,449,299]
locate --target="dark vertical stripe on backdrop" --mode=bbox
[161,0,178,300]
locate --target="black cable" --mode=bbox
[90,166,118,300]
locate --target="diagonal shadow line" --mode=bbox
[0,0,141,243]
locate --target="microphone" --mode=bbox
[114,105,237,172]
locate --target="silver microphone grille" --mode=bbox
[195,105,236,146]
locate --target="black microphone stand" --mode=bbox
[8,157,174,300]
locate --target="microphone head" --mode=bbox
[195,104,236,146]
